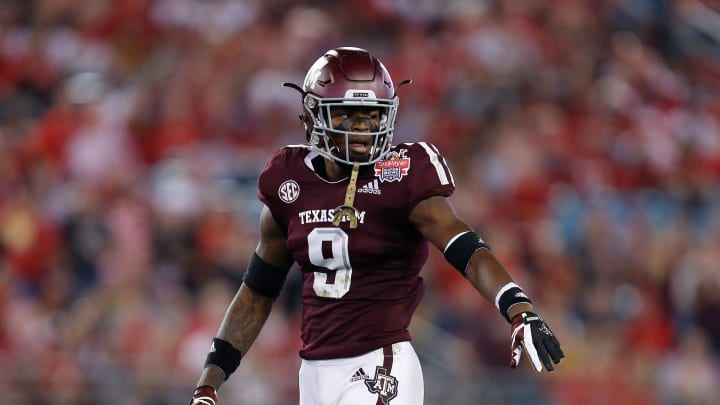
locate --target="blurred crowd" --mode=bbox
[1,0,719,404]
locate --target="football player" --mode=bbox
[190,47,563,405]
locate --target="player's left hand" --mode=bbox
[510,312,564,372]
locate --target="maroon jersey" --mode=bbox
[258,142,455,360]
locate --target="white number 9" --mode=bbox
[307,227,352,298]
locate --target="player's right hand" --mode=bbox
[190,386,218,405]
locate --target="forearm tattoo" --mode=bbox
[219,286,273,356]
[202,286,273,388]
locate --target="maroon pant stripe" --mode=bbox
[375,345,394,405]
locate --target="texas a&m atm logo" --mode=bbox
[374,150,410,183]
[364,366,398,404]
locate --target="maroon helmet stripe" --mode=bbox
[374,345,394,405]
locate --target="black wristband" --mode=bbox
[205,337,242,380]
[495,282,533,323]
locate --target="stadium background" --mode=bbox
[1,0,719,403]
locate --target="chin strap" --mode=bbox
[332,162,361,229]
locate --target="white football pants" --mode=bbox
[299,341,424,405]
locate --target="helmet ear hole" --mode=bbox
[379,111,388,130]
[303,94,317,109]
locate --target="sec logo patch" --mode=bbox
[278,180,300,203]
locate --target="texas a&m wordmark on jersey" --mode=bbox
[258,142,455,360]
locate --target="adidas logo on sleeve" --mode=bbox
[357,179,381,195]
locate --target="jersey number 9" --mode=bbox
[307,227,352,298]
